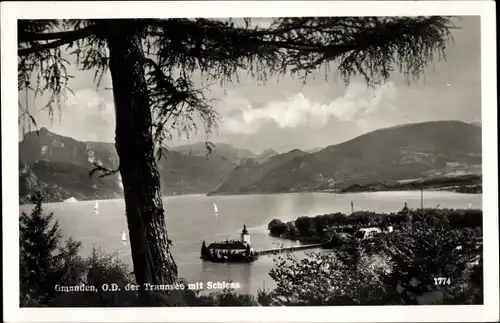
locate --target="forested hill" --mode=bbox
[210,121,482,195]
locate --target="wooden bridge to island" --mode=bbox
[254,243,324,256]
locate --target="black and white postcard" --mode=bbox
[2,1,498,322]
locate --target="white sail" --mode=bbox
[468,203,472,209]
[213,202,219,214]
[121,231,127,242]
[94,200,99,215]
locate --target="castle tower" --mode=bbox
[402,202,409,212]
[241,224,250,244]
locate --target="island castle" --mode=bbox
[200,225,257,263]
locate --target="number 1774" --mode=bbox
[434,277,451,285]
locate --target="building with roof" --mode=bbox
[201,225,257,263]
[354,226,394,240]
[354,227,382,240]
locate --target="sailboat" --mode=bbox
[94,200,99,216]
[213,202,219,219]
[121,231,127,243]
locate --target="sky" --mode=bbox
[18,16,481,154]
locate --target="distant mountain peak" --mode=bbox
[259,148,278,157]
[287,148,305,154]
[169,141,257,164]
[19,131,238,203]
[305,146,324,154]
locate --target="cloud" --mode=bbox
[55,89,115,142]
[64,89,113,113]
[218,81,397,135]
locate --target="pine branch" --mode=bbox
[145,57,219,148]
[18,25,98,56]
[88,162,120,178]
[19,38,78,56]
[18,26,97,42]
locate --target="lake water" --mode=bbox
[19,191,482,295]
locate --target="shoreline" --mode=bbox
[19,192,210,206]
[208,174,482,196]
[207,187,482,197]
[20,186,482,205]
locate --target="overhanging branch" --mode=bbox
[89,162,120,178]
[18,25,96,42]
[19,38,76,56]
[18,25,97,56]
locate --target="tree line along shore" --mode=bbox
[336,174,482,194]
[267,206,482,245]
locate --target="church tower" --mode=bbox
[241,224,250,244]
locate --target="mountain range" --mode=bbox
[19,128,243,204]
[19,121,482,204]
[210,120,482,194]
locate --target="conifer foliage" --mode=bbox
[19,192,83,306]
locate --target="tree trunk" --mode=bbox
[105,21,178,303]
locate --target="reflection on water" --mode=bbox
[20,191,482,295]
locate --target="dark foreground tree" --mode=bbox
[19,192,84,306]
[18,17,454,302]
